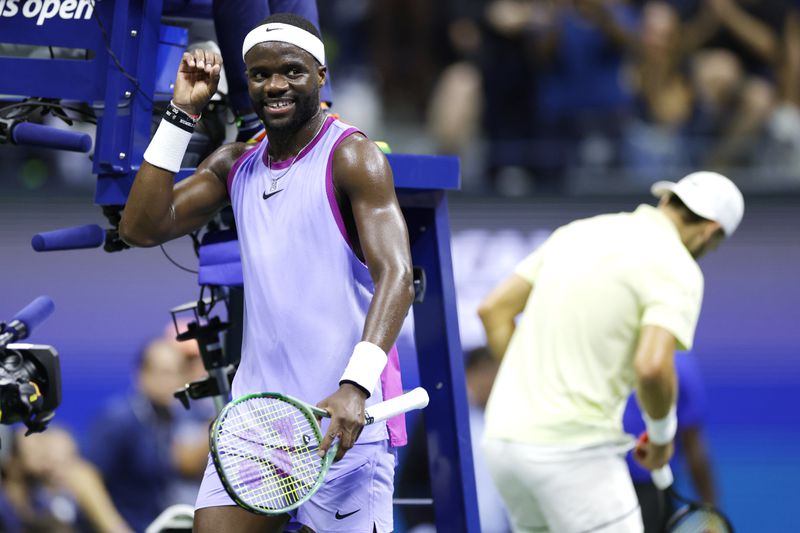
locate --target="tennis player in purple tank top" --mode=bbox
[120,13,414,533]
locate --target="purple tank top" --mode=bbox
[226,116,406,446]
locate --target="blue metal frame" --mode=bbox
[0,7,479,530]
[402,191,482,533]
[93,0,165,203]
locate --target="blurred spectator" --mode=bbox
[446,0,642,194]
[86,340,187,532]
[370,0,441,118]
[619,0,799,177]
[623,352,717,533]
[668,0,792,169]
[162,323,216,508]
[4,0,799,197]
[533,0,639,179]
[425,0,484,188]
[1,427,132,533]
[423,0,547,194]
[621,1,694,174]
[679,0,787,73]
[481,0,546,194]
[769,5,800,173]
[397,347,511,533]
[536,0,638,122]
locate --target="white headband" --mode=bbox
[241,22,325,65]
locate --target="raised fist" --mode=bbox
[172,48,223,116]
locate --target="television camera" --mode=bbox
[0,296,61,442]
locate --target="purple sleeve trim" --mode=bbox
[382,344,407,447]
[325,126,362,246]
[227,144,261,197]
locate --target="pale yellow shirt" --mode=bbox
[484,205,704,446]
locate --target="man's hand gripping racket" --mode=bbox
[637,433,734,533]
[210,387,429,515]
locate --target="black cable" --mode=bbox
[159,244,199,274]
[189,230,201,258]
[0,101,97,124]
[89,0,154,106]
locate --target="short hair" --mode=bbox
[254,13,322,40]
[666,193,709,225]
[666,193,725,239]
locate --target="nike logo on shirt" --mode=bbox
[262,189,283,200]
[335,509,360,520]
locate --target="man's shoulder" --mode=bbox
[201,141,255,179]
[636,241,704,299]
[553,211,630,243]
[331,130,389,186]
[331,128,370,156]
[653,236,703,282]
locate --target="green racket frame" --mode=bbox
[209,391,336,516]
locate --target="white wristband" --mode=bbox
[643,404,678,445]
[143,119,193,173]
[339,341,388,398]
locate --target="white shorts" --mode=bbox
[483,439,643,533]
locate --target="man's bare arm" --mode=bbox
[119,49,244,247]
[335,134,415,353]
[633,325,678,470]
[634,325,677,418]
[120,145,243,246]
[780,9,800,104]
[708,0,780,65]
[316,134,414,461]
[478,274,532,360]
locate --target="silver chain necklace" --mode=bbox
[266,117,326,192]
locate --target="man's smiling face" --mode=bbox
[245,42,326,133]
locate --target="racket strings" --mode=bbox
[220,401,318,507]
[669,507,731,533]
[215,397,323,511]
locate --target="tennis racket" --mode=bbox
[210,387,429,515]
[651,465,734,533]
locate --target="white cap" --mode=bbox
[651,171,745,236]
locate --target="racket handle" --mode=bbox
[652,465,674,490]
[365,387,429,424]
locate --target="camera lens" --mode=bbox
[1,351,23,372]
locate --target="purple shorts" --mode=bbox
[196,440,396,533]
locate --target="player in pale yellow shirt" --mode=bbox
[478,172,744,533]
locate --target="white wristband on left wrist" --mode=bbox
[339,341,387,398]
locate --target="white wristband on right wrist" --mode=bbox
[143,102,198,173]
[143,119,193,173]
[643,404,678,445]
